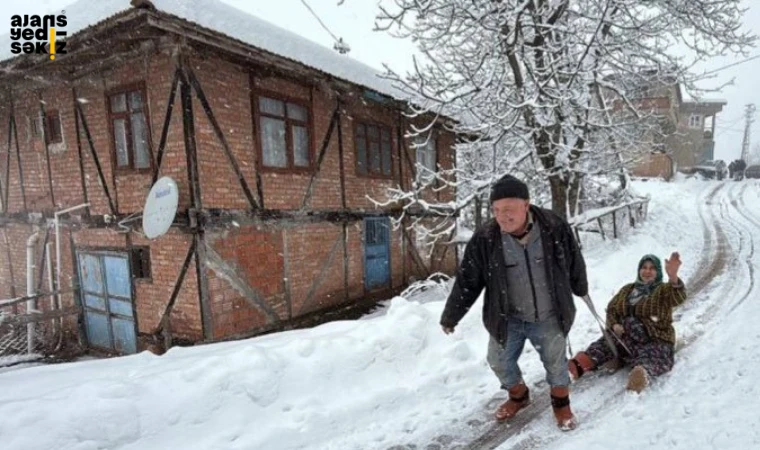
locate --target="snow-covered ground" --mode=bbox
[1,178,758,450]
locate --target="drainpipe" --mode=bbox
[26,229,40,354]
[54,203,89,325]
[45,242,64,351]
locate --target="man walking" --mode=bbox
[440,174,588,430]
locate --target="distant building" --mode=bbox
[673,100,726,167]
[629,80,726,179]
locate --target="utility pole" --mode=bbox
[740,104,756,162]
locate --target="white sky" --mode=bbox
[2,0,758,162]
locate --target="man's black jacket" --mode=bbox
[440,205,588,344]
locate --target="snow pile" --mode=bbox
[2,179,758,450]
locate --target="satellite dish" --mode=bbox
[142,176,179,239]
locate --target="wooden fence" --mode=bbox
[570,198,650,248]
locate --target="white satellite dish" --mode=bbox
[142,176,179,239]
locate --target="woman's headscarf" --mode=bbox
[628,254,663,305]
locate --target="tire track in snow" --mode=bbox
[498,182,759,450]
[724,181,759,313]
[417,183,735,450]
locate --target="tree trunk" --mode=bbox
[549,175,568,221]
[568,174,582,218]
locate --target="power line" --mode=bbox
[696,54,760,78]
[299,0,350,54]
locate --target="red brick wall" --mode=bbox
[205,224,286,337]
[129,231,202,341]
[0,51,189,216]
[0,224,203,351]
[284,222,346,315]
[0,48,458,349]
[190,57,257,211]
[345,220,365,300]
[72,228,203,344]
[0,50,457,217]
[205,221,356,339]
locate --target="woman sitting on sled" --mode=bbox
[568,252,686,393]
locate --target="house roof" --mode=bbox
[0,0,409,102]
[680,99,726,115]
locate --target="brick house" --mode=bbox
[627,81,726,179]
[0,0,458,355]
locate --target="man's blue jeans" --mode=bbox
[487,316,570,389]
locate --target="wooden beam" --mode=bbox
[178,62,214,340]
[402,226,431,278]
[37,92,56,207]
[396,112,405,191]
[153,239,196,341]
[152,67,180,184]
[75,101,117,215]
[185,66,260,209]
[11,112,27,212]
[342,221,349,302]
[301,106,339,210]
[0,289,72,309]
[402,137,417,184]
[437,227,457,273]
[68,229,87,348]
[296,231,343,316]
[204,242,282,324]
[1,306,80,326]
[247,72,266,208]
[72,89,90,213]
[336,101,347,210]
[282,229,293,319]
[1,229,17,302]
[2,108,11,212]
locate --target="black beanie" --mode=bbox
[490,175,529,203]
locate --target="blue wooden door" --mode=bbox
[78,252,137,354]
[364,217,391,290]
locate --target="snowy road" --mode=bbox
[1,179,759,450]
[463,181,760,450]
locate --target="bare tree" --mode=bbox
[376,0,755,221]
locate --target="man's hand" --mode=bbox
[612,323,624,336]
[665,251,682,283]
[442,326,455,335]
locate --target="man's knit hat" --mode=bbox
[490,174,529,203]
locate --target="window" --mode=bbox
[688,114,702,129]
[44,110,63,145]
[415,133,437,183]
[108,87,151,170]
[258,95,311,169]
[130,247,151,280]
[26,114,43,141]
[355,123,392,177]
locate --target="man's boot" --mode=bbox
[550,386,577,431]
[568,352,596,381]
[495,382,530,421]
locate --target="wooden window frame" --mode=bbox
[354,121,394,179]
[106,83,154,173]
[44,109,63,145]
[130,246,152,282]
[688,114,702,129]
[414,132,438,183]
[26,114,43,142]
[253,91,314,174]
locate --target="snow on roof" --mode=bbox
[0,0,409,102]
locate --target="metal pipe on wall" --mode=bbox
[54,203,89,323]
[26,229,40,354]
